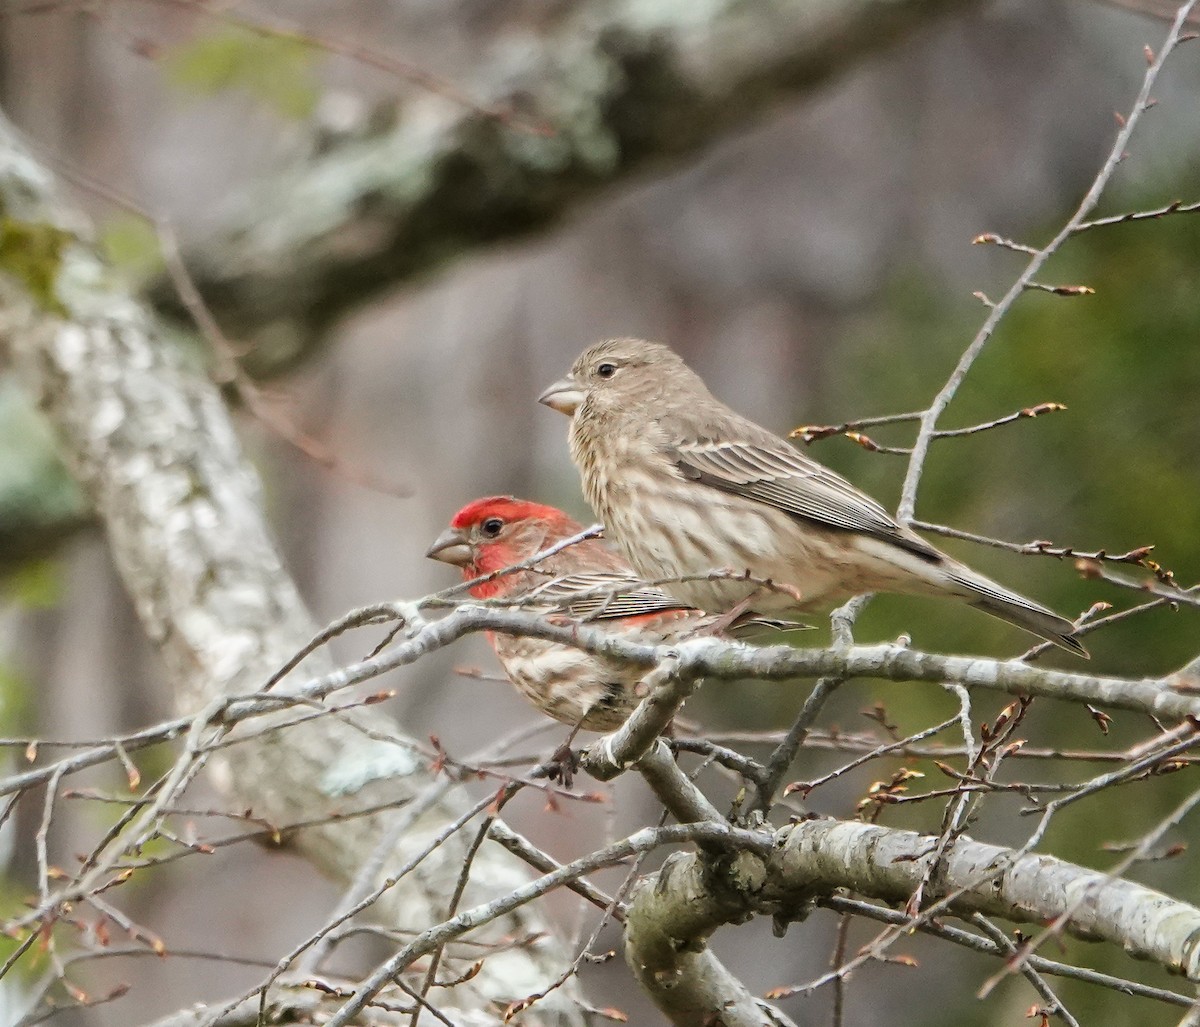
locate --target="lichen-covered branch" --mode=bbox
[624,817,1200,1019]
[12,597,1191,816]
[625,848,800,1027]
[152,0,978,358]
[0,110,585,1024]
[767,818,1200,977]
[287,602,1200,724]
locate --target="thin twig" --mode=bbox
[819,895,1193,1008]
[898,0,1199,521]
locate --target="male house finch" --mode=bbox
[539,338,1086,656]
[427,496,743,731]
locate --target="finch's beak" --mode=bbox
[425,527,472,567]
[538,375,584,416]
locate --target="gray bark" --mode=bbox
[286,606,1200,724]
[625,849,799,1027]
[624,817,1200,1020]
[0,110,584,1024]
[149,0,979,361]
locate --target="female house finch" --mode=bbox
[539,338,1086,657]
[426,496,738,731]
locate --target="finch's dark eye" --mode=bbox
[481,517,503,538]
[595,362,617,380]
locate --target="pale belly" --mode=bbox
[491,633,637,732]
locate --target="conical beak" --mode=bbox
[538,375,584,415]
[425,526,472,567]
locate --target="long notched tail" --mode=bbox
[948,569,1088,658]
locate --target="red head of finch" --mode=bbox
[427,496,727,730]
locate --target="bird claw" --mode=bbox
[533,743,581,788]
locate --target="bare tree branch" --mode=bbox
[821,895,1196,1007]
[286,603,1200,724]
[625,816,1200,1017]
[323,822,776,1026]
[147,0,980,358]
[897,0,1200,522]
[624,846,802,1027]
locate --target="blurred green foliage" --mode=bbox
[0,202,71,316]
[826,208,1200,676]
[0,379,89,576]
[100,215,165,286]
[3,559,64,611]
[0,660,32,738]
[162,27,319,120]
[806,199,1200,1026]
[686,191,1200,1025]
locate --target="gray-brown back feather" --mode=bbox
[669,434,940,562]
[565,338,1086,656]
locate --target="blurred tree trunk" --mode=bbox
[150,0,980,370]
[0,110,586,1025]
[0,0,980,574]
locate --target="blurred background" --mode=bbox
[1,0,1199,1023]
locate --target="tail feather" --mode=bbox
[949,570,1087,658]
[730,615,815,638]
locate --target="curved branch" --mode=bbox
[624,817,1200,1019]
[625,849,800,1027]
[323,822,775,1027]
[150,0,979,356]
